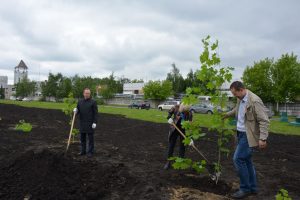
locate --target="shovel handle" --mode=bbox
[172,122,209,162]
[66,112,76,152]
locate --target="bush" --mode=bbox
[95,97,105,105]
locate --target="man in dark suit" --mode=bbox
[74,88,98,157]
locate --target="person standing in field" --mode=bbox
[223,81,269,199]
[164,103,193,170]
[73,88,98,157]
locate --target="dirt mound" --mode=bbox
[0,149,136,200]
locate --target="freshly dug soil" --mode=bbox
[0,104,299,200]
[0,149,135,200]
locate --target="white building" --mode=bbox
[123,83,145,95]
[14,60,28,84]
[0,76,8,88]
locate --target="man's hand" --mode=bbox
[92,123,96,129]
[189,139,194,146]
[73,108,78,113]
[168,118,174,125]
[221,113,228,120]
[258,140,267,149]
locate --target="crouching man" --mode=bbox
[74,88,98,157]
[223,81,269,199]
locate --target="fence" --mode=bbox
[265,103,300,116]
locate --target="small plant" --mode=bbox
[15,120,32,132]
[276,189,292,200]
[63,93,79,142]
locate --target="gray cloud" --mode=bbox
[0,0,299,84]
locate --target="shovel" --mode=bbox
[167,118,221,183]
[66,111,76,153]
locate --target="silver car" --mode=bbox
[190,104,222,114]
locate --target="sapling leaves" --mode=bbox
[171,35,234,183]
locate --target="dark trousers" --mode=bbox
[80,131,94,154]
[233,131,257,192]
[167,130,185,158]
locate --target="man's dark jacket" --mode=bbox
[76,98,98,133]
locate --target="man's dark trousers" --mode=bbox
[80,131,94,154]
[167,130,185,158]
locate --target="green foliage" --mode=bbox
[15,120,32,132]
[171,35,234,182]
[169,157,207,173]
[72,75,97,98]
[63,93,77,117]
[242,53,300,103]
[15,78,36,98]
[166,63,186,95]
[276,189,292,200]
[242,58,274,102]
[143,80,173,100]
[271,53,300,103]
[63,93,79,137]
[0,85,5,99]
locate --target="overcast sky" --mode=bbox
[0,0,299,84]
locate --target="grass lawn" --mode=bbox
[0,99,299,136]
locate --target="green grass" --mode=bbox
[1,99,299,136]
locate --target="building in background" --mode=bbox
[0,76,8,88]
[123,83,145,95]
[14,60,28,84]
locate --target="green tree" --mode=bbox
[15,78,36,97]
[72,75,97,98]
[131,79,144,83]
[98,72,121,98]
[242,58,274,102]
[56,77,72,100]
[166,63,186,95]
[41,73,63,99]
[271,53,300,103]
[0,85,5,99]
[185,69,208,94]
[143,80,173,100]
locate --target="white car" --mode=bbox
[22,97,31,101]
[158,101,180,111]
[10,96,16,101]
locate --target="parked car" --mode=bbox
[9,96,16,101]
[128,101,151,110]
[16,97,23,101]
[190,104,223,114]
[158,101,180,111]
[22,97,31,101]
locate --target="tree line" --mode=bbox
[14,53,300,102]
[242,53,300,104]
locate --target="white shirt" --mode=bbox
[237,92,248,132]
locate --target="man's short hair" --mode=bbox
[230,81,245,91]
[83,88,91,92]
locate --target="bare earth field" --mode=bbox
[0,104,299,200]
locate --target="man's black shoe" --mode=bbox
[87,153,93,158]
[231,190,251,199]
[78,152,86,156]
[163,161,171,170]
[250,190,258,195]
